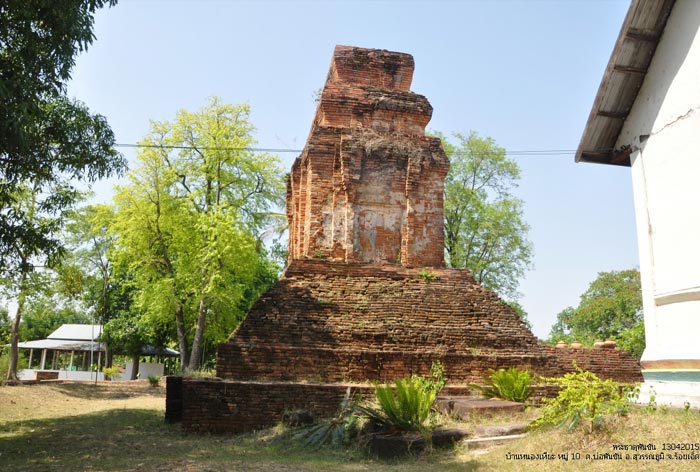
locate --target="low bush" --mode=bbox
[147,374,160,387]
[472,367,533,402]
[356,376,437,434]
[530,366,633,433]
[411,360,447,395]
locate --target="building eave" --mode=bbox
[576,0,676,166]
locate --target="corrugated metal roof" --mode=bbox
[47,324,103,341]
[576,0,676,166]
[17,339,105,351]
[10,324,179,356]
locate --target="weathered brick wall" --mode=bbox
[177,45,644,435]
[165,376,183,423]
[287,45,448,267]
[218,260,556,383]
[35,371,59,381]
[217,260,642,385]
[180,379,375,434]
[549,346,643,383]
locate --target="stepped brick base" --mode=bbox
[168,260,643,434]
[217,260,642,385]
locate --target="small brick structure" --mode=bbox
[35,371,60,381]
[170,45,642,434]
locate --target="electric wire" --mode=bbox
[114,143,577,157]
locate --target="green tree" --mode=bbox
[111,98,285,370]
[548,269,644,359]
[1,184,58,380]
[63,204,121,366]
[102,290,156,380]
[20,300,92,342]
[0,307,10,347]
[439,131,533,302]
[0,1,125,274]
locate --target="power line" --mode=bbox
[115,143,302,153]
[114,143,577,157]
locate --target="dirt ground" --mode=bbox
[0,381,165,423]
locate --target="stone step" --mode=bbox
[463,433,527,449]
[368,428,470,459]
[437,396,525,419]
[473,422,527,437]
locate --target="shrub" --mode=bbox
[102,366,121,381]
[472,367,533,402]
[418,269,439,282]
[182,368,216,378]
[147,374,160,387]
[411,360,447,395]
[356,376,437,434]
[530,366,633,433]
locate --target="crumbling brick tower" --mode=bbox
[173,46,641,434]
[287,45,448,267]
[214,45,642,387]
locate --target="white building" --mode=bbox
[16,324,106,381]
[14,323,178,381]
[577,0,700,405]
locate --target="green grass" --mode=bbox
[3,383,700,471]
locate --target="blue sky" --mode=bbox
[68,0,639,339]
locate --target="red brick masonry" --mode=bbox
[287,45,448,267]
[216,260,641,385]
[172,46,642,434]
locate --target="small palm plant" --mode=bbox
[356,376,437,434]
[472,367,533,402]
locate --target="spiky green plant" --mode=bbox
[356,377,437,433]
[293,387,360,448]
[471,367,533,402]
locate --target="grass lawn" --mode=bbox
[2,382,700,471]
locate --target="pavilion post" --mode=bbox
[40,349,47,370]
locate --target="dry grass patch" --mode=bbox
[3,382,700,471]
[0,382,164,423]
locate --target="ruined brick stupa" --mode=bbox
[171,46,641,433]
[215,46,642,386]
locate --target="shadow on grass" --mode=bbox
[1,409,484,472]
[48,382,163,400]
[1,409,192,471]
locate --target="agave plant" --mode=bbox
[293,387,359,448]
[356,376,437,434]
[471,367,533,402]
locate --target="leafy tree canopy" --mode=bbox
[548,269,644,359]
[110,97,285,370]
[0,0,125,275]
[438,130,533,302]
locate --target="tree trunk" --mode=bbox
[187,296,208,371]
[6,302,23,381]
[130,353,140,380]
[105,342,113,369]
[174,302,188,371]
[7,266,28,382]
